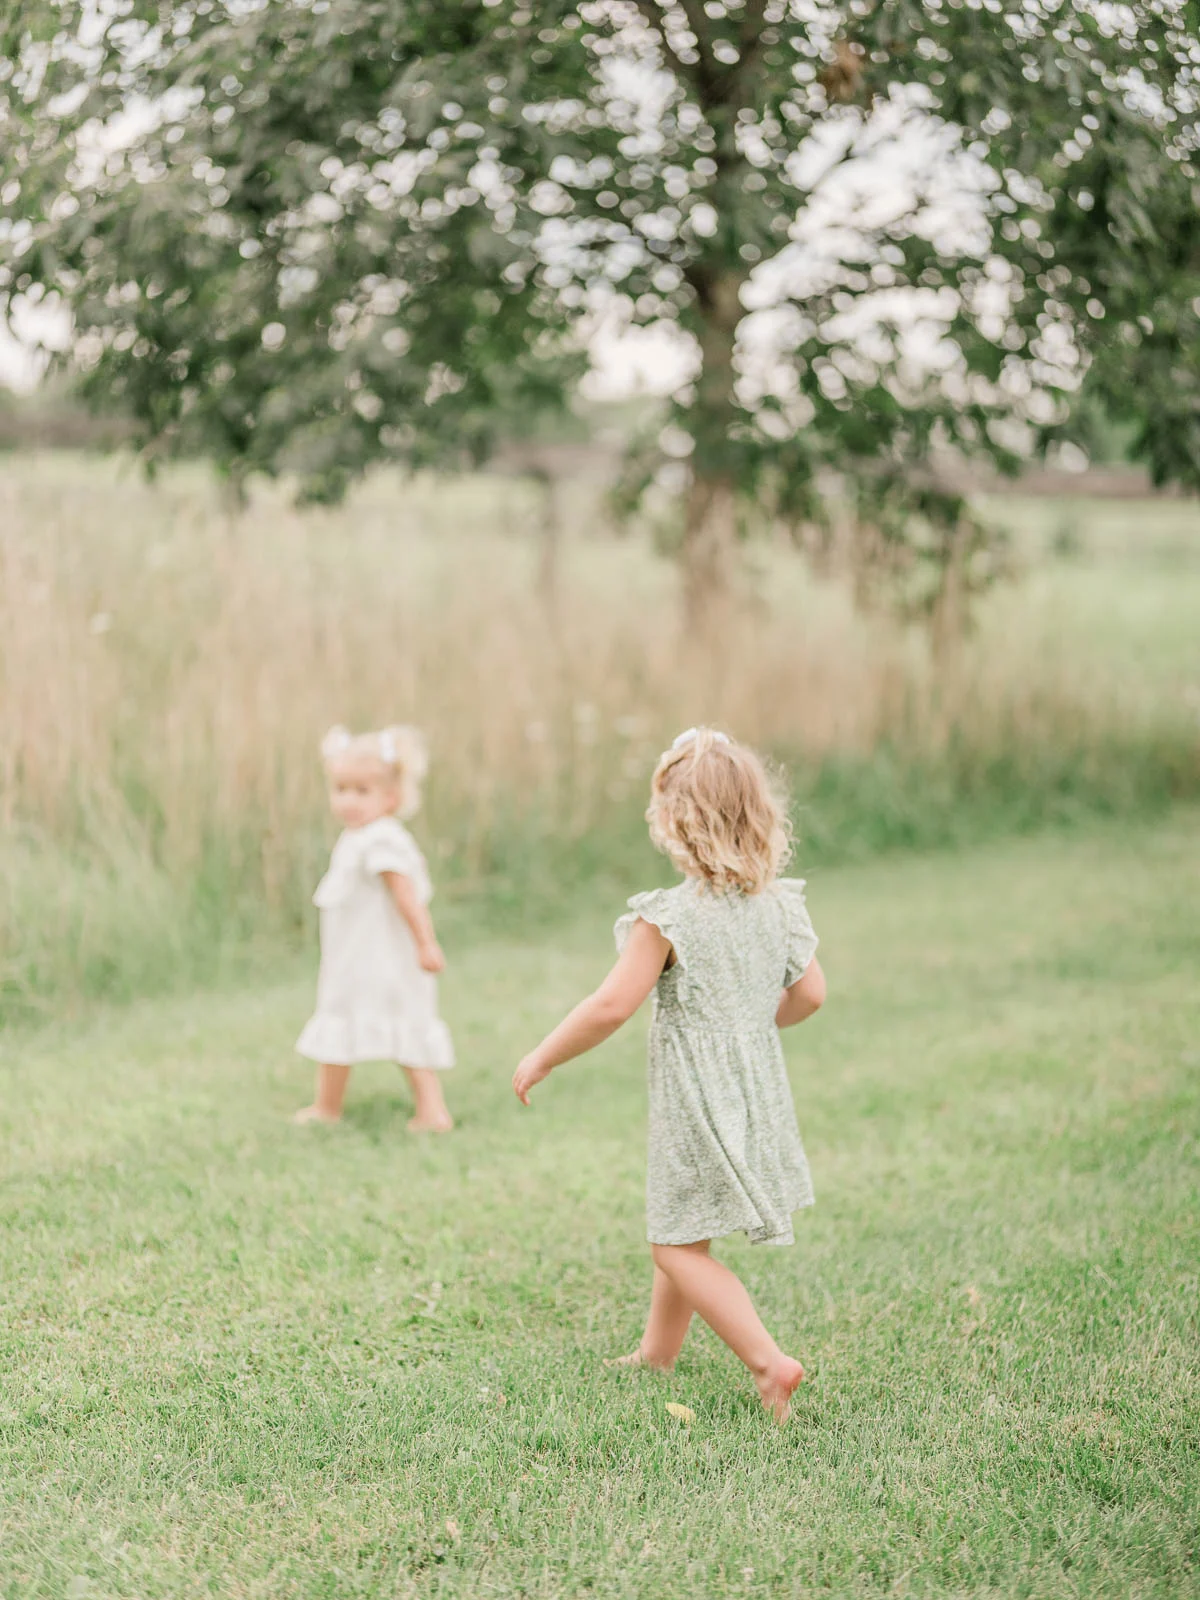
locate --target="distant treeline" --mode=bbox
[0,383,134,452]
[0,385,1171,500]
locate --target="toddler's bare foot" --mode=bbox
[603,1347,674,1373]
[756,1355,806,1424]
[292,1105,341,1125]
[407,1111,454,1134]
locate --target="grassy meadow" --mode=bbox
[1,453,1197,1597]
[1,452,1197,1020]
[1,815,1197,1599]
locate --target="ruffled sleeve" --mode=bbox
[614,888,679,961]
[777,878,819,985]
[362,818,431,898]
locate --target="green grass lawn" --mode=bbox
[2,816,1197,1599]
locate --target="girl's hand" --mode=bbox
[510,920,668,1107]
[383,874,446,973]
[419,941,446,975]
[513,1053,554,1106]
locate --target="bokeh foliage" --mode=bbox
[1,1,1198,601]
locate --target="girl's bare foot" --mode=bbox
[402,1067,452,1133]
[407,1111,454,1134]
[292,1105,341,1125]
[603,1347,674,1373]
[755,1355,806,1424]
[604,1348,647,1370]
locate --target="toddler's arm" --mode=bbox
[513,916,670,1105]
[775,956,825,1028]
[382,871,445,974]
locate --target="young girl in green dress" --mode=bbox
[513,727,826,1423]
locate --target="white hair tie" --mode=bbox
[379,730,397,764]
[671,727,731,753]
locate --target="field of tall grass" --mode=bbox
[1,452,1197,1020]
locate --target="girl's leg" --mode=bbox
[293,1062,351,1123]
[607,1260,694,1372]
[402,1066,454,1133]
[650,1241,806,1422]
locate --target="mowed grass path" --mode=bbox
[2,818,1197,1600]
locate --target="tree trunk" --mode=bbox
[681,267,745,633]
[219,462,249,520]
[681,474,739,632]
[929,519,970,665]
[534,468,561,610]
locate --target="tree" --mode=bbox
[2,5,586,504]
[3,0,1197,624]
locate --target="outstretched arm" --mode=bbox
[381,871,445,974]
[776,956,826,1029]
[513,917,671,1105]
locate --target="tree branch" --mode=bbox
[630,0,722,106]
[736,0,769,73]
[675,0,722,85]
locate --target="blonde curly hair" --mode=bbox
[647,728,792,894]
[320,723,429,819]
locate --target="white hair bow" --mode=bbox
[671,727,731,752]
[379,730,397,764]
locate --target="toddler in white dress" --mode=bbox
[294,723,454,1131]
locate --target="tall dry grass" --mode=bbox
[1,454,1195,1016]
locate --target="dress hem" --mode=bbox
[296,1013,455,1069]
[646,1195,813,1249]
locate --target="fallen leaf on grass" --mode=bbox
[665,1402,695,1424]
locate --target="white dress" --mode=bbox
[296,816,454,1069]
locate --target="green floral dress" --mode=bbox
[615,877,819,1248]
